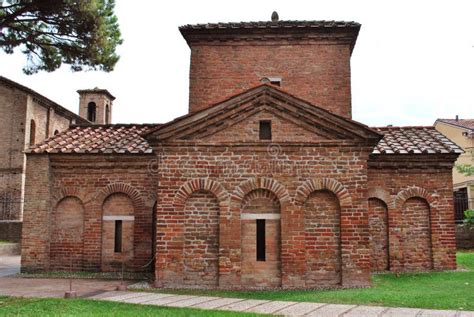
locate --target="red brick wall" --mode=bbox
[201,111,323,143]
[305,190,342,287]
[188,43,352,118]
[183,191,219,287]
[368,198,389,271]
[367,159,456,272]
[402,198,433,270]
[22,155,157,273]
[50,197,84,270]
[154,142,374,289]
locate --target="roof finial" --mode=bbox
[271,11,279,22]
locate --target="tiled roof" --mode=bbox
[179,20,360,30]
[372,126,463,155]
[28,124,160,154]
[29,124,462,156]
[436,119,474,131]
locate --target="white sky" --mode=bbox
[1,0,473,126]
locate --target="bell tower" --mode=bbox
[77,88,115,124]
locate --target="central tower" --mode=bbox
[180,15,360,118]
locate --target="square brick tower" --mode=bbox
[77,88,115,124]
[180,14,360,118]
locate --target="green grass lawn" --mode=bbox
[0,297,262,317]
[152,251,474,311]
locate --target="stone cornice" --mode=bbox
[180,24,360,53]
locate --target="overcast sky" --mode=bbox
[1,0,473,126]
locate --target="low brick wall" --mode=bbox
[0,221,22,242]
[456,224,474,249]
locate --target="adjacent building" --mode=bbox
[0,76,90,240]
[435,118,474,221]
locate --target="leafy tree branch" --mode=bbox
[0,0,123,74]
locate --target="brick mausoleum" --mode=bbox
[22,16,462,289]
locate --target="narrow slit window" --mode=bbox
[114,220,122,253]
[87,102,96,122]
[256,219,266,261]
[29,119,36,145]
[259,120,272,140]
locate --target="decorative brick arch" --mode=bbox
[368,188,392,208]
[96,182,145,209]
[174,178,228,208]
[52,186,87,206]
[393,186,438,209]
[230,177,290,208]
[295,178,352,207]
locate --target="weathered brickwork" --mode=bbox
[50,197,84,270]
[201,111,324,143]
[183,191,219,287]
[153,140,374,289]
[368,198,389,271]
[305,191,342,287]
[0,76,87,224]
[187,43,352,118]
[367,156,457,272]
[22,155,157,273]
[402,198,433,270]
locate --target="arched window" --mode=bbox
[29,119,36,145]
[87,102,96,122]
[105,104,110,124]
[54,130,59,135]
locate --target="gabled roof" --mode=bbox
[28,124,159,154]
[144,84,383,144]
[435,118,474,131]
[0,75,89,125]
[372,126,463,155]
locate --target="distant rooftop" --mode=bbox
[77,87,116,100]
[435,118,474,131]
[0,75,89,125]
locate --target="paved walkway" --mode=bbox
[0,277,124,298]
[0,261,472,317]
[89,291,474,317]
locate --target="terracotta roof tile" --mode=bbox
[28,124,159,154]
[29,124,462,156]
[436,119,474,130]
[372,126,463,155]
[179,20,360,30]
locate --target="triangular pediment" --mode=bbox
[144,85,382,144]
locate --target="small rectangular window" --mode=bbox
[259,120,272,140]
[256,219,266,261]
[114,220,122,253]
[270,80,281,87]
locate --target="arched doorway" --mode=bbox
[241,189,281,288]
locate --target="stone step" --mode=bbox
[0,243,20,256]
